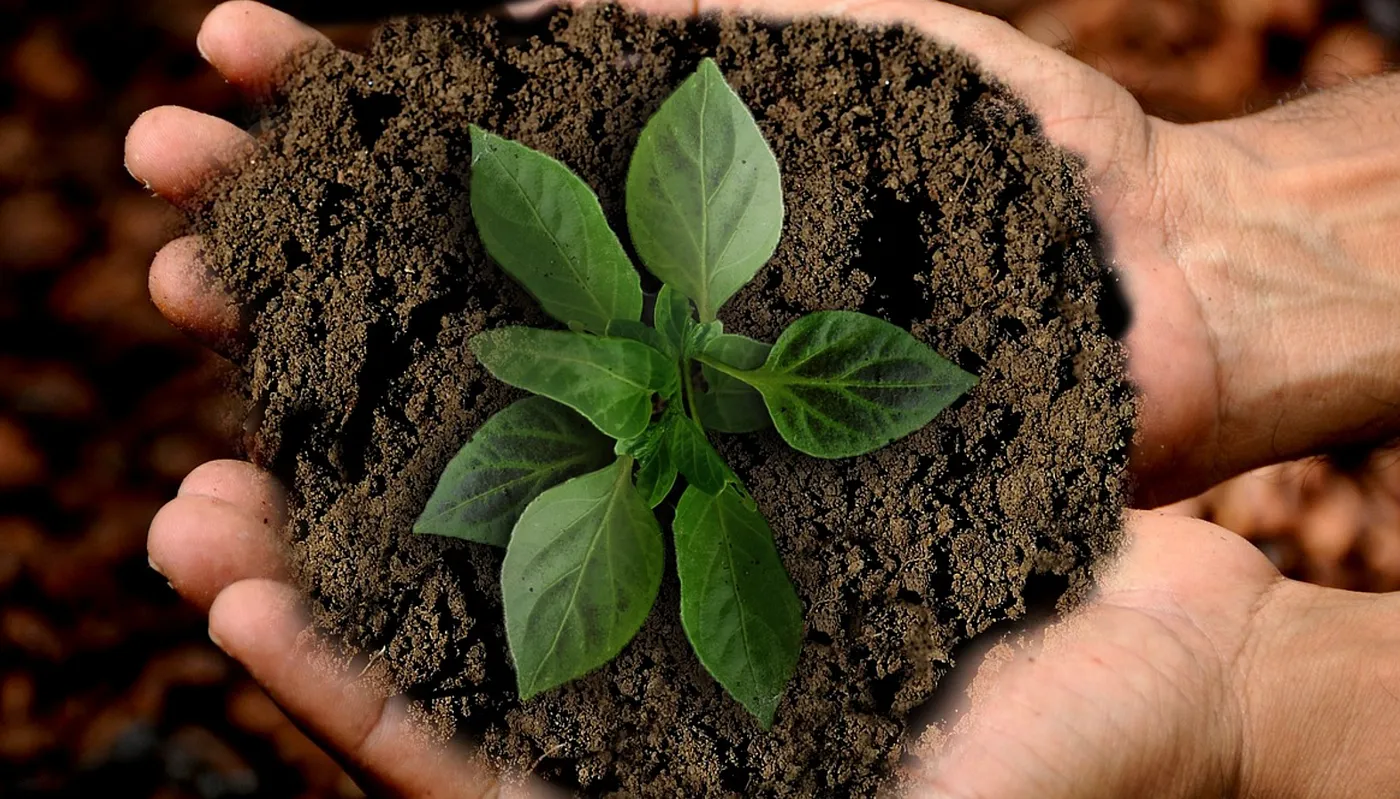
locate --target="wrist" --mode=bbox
[1151,114,1400,478]
[1239,586,1400,796]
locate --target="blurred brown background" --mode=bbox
[0,0,1396,796]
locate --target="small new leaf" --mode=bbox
[674,485,803,727]
[667,412,733,494]
[684,320,723,359]
[634,454,679,508]
[618,419,680,508]
[606,319,670,356]
[653,284,693,357]
[626,58,784,322]
[704,311,976,458]
[470,126,643,334]
[697,334,772,433]
[471,327,679,441]
[503,459,664,700]
[625,406,733,496]
[414,397,613,546]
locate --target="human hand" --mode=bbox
[134,1,1400,796]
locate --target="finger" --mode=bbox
[148,235,245,353]
[502,0,557,19]
[178,459,290,527]
[125,106,254,207]
[148,495,287,612]
[150,461,290,609]
[209,579,549,798]
[198,0,333,98]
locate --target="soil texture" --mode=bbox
[195,6,1134,796]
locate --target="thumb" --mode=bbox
[209,579,557,798]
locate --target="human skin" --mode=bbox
[132,2,1400,796]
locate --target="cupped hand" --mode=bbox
[135,2,1400,797]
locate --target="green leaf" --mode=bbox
[667,412,733,494]
[634,453,679,508]
[414,397,614,546]
[684,320,724,359]
[654,284,693,357]
[470,126,643,334]
[626,58,784,322]
[622,406,732,496]
[503,458,664,700]
[697,334,772,433]
[617,419,679,508]
[471,327,679,441]
[674,485,803,727]
[606,319,670,356]
[702,311,976,458]
[616,417,668,463]
[653,285,722,360]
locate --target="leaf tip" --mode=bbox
[960,367,980,393]
[745,695,778,729]
[515,673,540,703]
[468,124,501,165]
[467,329,494,355]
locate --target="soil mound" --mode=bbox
[197,6,1134,795]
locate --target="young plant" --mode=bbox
[415,59,977,727]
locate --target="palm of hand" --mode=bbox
[922,514,1278,797]
[135,2,1396,798]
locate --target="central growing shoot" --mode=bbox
[416,59,977,726]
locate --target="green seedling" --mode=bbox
[415,59,977,727]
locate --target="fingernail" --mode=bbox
[209,627,227,653]
[502,0,555,20]
[148,555,167,578]
[195,28,210,63]
[121,157,150,191]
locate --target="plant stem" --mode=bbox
[682,358,703,424]
[695,353,759,384]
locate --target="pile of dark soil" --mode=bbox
[196,5,1134,795]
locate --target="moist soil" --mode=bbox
[195,5,1135,796]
